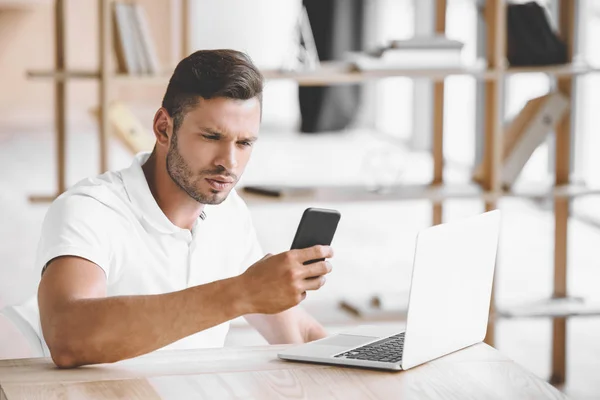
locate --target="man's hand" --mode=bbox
[37,246,333,368]
[240,245,334,315]
[39,256,257,368]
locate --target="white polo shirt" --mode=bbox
[13,152,263,356]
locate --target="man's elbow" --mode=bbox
[50,346,81,369]
[45,329,90,368]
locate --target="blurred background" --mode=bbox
[1,0,600,398]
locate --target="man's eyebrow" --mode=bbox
[200,128,258,142]
[199,128,223,137]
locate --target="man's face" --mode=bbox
[166,97,261,205]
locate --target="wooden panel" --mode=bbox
[0,344,567,400]
[0,345,306,385]
[54,0,66,195]
[482,0,505,194]
[550,0,577,386]
[0,0,50,10]
[432,0,446,226]
[181,0,189,58]
[147,363,566,399]
[26,63,600,85]
[432,81,445,187]
[98,0,111,174]
[2,380,161,400]
[482,0,506,347]
[239,183,491,205]
[473,94,552,184]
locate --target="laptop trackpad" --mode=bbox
[315,334,376,347]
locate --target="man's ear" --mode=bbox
[152,108,172,147]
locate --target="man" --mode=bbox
[15,50,333,368]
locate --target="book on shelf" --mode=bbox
[112,1,161,75]
[132,3,160,74]
[347,35,465,71]
[90,101,155,153]
[280,6,320,72]
[389,35,464,50]
[473,92,569,189]
[242,185,315,198]
[127,3,149,74]
[113,2,138,74]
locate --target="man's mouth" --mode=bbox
[205,177,234,191]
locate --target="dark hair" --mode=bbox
[162,49,264,133]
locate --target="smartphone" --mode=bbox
[291,207,341,264]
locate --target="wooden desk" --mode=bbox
[0,343,566,399]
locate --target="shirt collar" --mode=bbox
[120,152,206,235]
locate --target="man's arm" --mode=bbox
[243,261,332,344]
[244,307,327,344]
[38,256,249,368]
[38,246,332,368]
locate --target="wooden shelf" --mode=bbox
[505,63,600,77]
[27,69,100,81]
[0,0,50,10]
[239,183,489,205]
[239,183,600,205]
[28,65,494,85]
[261,63,496,85]
[497,297,600,319]
[507,183,600,199]
[27,62,600,86]
[27,70,171,83]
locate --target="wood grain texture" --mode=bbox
[180,0,188,58]
[98,0,111,175]
[26,63,600,85]
[0,344,567,399]
[2,379,161,400]
[482,0,506,348]
[432,0,446,227]
[54,0,66,195]
[551,0,577,386]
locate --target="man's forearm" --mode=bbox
[44,276,250,368]
[244,306,328,345]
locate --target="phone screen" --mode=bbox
[291,207,341,264]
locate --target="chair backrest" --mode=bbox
[0,305,44,358]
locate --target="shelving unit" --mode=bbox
[0,0,50,10]
[239,182,600,205]
[27,62,600,85]
[27,0,190,201]
[26,0,599,387]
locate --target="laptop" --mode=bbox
[278,210,501,371]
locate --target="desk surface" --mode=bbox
[0,343,566,400]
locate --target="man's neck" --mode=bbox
[142,152,205,231]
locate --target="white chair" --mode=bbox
[0,304,45,358]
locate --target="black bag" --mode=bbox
[299,0,364,133]
[506,2,568,66]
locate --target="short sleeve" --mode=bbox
[231,192,264,274]
[239,219,264,273]
[36,192,122,280]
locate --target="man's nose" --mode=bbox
[214,143,238,171]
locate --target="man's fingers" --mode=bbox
[293,245,334,263]
[302,261,332,278]
[303,275,327,291]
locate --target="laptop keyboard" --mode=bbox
[334,332,405,363]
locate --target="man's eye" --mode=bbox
[239,141,253,147]
[203,135,219,140]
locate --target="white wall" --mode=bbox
[189,0,302,130]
